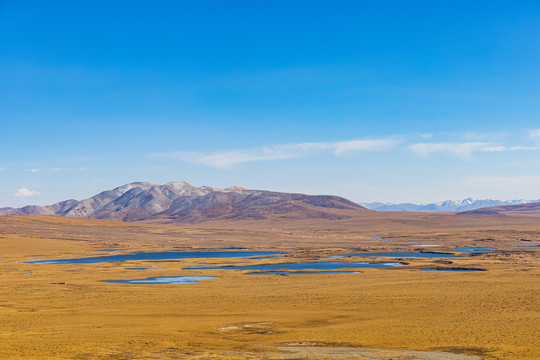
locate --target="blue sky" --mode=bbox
[1,1,540,207]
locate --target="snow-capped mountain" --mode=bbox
[360,197,540,212]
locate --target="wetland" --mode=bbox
[0,215,539,359]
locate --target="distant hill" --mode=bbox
[360,197,540,212]
[0,182,368,222]
[459,202,540,215]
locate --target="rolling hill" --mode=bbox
[459,201,540,215]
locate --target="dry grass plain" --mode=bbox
[0,214,538,360]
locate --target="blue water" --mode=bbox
[246,270,359,275]
[186,261,403,272]
[453,247,497,253]
[321,252,459,259]
[173,247,247,251]
[27,250,282,264]
[125,268,162,271]
[101,276,218,284]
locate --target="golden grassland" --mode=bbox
[0,215,539,359]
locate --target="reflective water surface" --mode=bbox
[186,261,404,272]
[27,250,281,264]
[101,276,218,284]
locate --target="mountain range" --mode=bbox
[359,197,540,212]
[0,182,367,222]
[2,182,540,223]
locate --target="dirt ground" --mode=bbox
[0,215,538,359]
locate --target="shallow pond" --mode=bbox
[27,250,281,264]
[186,261,404,272]
[246,270,359,275]
[173,247,247,251]
[101,276,218,284]
[453,247,498,253]
[323,252,459,259]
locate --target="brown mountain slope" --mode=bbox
[459,201,540,215]
[0,181,368,223]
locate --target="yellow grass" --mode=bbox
[0,215,538,359]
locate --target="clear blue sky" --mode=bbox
[1,1,540,207]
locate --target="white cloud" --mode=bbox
[511,146,540,151]
[462,131,509,141]
[481,146,540,152]
[13,188,40,197]
[409,142,490,158]
[280,142,332,151]
[333,139,400,155]
[480,146,506,152]
[177,143,324,168]
[409,141,540,157]
[156,138,400,168]
[190,149,302,169]
[26,168,40,173]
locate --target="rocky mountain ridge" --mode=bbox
[0,181,367,222]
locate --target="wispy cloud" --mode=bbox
[155,138,400,168]
[332,139,399,155]
[410,142,540,157]
[13,188,40,197]
[26,168,40,173]
[481,146,540,152]
[186,148,303,169]
[155,133,539,168]
[409,142,491,158]
[170,144,315,169]
[462,131,509,141]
